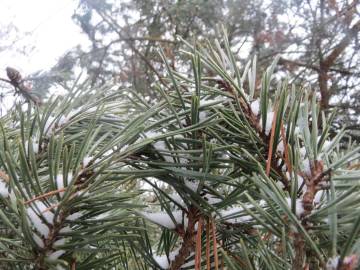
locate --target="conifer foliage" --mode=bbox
[1,34,360,270]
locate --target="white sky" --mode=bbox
[0,0,90,76]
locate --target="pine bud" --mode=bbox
[6,67,22,85]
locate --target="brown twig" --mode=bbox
[280,122,292,173]
[71,259,76,270]
[266,107,278,175]
[278,57,359,76]
[211,220,219,270]
[169,207,198,270]
[293,234,305,270]
[195,217,203,270]
[24,188,66,205]
[206,220,211,270]
[293,159,330,269]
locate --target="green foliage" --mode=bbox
[1,35,360,270]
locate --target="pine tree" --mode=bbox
[1,33,360,270]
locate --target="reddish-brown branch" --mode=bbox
[280,122,292,173]
[266,107,278,175]
[302,160,327,214]
[322,20,360,68]
[71,259,76,270]
[24,188,67,205]
[319,20,360,109]
[206,220,211,270]
[211,221,219,270]
[169,207,199,270]
[293,234,305,270]
[195,218,203,270]
[278,57,359,76]
[292,159,331,269]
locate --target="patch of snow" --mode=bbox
[299,147,307,158]
[154,141,167,151]
[199,111,207,121]
[86,107,98,113]
[220,207,252,223]
[276,181,285,190]
[67,108,81,119]
[178,157,188,164]
[250,99,260,116]
[169,193,186,208]
[221,152,230,160]
[153,247,181,269]
[326,256,339,270]
[145,131,162,139]
[32,233,44,248]
[184,179,199,192]
[140,210,186,229]
[27,201,55,237]
[44,116,56,136]
[322,140,332,151]
[286,198,305,217]
[210,138,217,144]
[277,141,285,154]
[94,211,110,220]
[153,255,169,269]
[53,238,66,247]
[314,190,324,205]
[56,173,73,197]
[47,250,66,261]
[102,149,114,158]
[58,115,69,126]
[0,181,9,197]
[260,111,275,135]
[294,127,301,135]
[258,200,267,207]
[66,212,83,221]
[296,175,305,192]
[203,194,222,205]
[25,140,40,154]
[200,96,227,107]
[59,226,72,234]
[82,156,93,167]
[303,159,312,176]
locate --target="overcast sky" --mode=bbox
[0,0,89,76]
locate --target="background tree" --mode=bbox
[37,0,357,138]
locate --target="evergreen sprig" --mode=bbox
[1,33,360,270]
